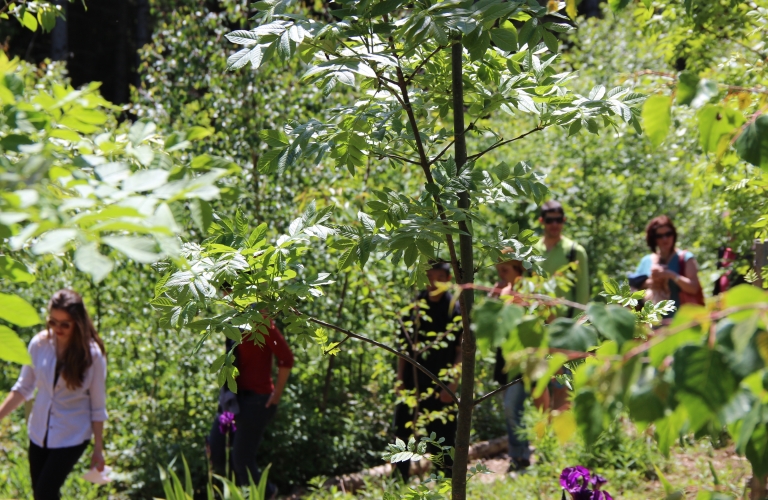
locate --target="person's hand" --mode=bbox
[90,449,105,472]
[650,265,665,280]
[265,391,281,407]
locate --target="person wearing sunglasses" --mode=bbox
[531,200,589,413]
[0,289,107,500]
[534,200,590,311]
[634,215,702,321]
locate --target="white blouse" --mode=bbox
[11,332,107,448]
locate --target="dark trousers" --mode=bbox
[209,391,277,486]
[394,397,457,480]
[28,440,88,500]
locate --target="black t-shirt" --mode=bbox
[400,291,462,394]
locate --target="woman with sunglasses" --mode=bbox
[635,215,702,321]
[0,289,107,499]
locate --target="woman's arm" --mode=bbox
[89,350,108,470]
[0,391,26,421]
[672,256,702,294]
[91,421,105,471]
[266,367,291,407]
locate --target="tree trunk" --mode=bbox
[451,38,475,500]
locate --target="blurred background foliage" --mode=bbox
[1,0,766,498]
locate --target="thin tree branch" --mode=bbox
[373,151,422,166]
[405,45,446,85]
[429,120,476,167]
[385,26,461,278]
[473,376,522,406]
[303,314,460,404]
[467,125,544,162]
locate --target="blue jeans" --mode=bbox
[209,391,277,486]
[503,382,530,462]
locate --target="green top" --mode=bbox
[533,235,590,306]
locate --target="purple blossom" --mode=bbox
[590,474,607,489]
[560,466,591,493]
[218,411,237,434]
[591,492,613,500]
[560,467,613,500]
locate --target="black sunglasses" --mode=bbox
[544,216,564,224]
[655,231,674,239]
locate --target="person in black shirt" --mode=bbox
[393,261,462,481]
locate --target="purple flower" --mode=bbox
[590,474,607,489]
[218,411,237,434]
[571,490,593,500]
[561,467,613,500]
[560,466,591,493]
[591,492,612,500]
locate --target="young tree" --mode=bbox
[211,1,641,497]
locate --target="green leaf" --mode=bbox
[573,389,604,445]
[247,223,268,247]
[542,29,558,54]
[656,405,687,455]
[533,353,568,398]
[102,236,163,263]
[587,303,636,348]
[338,244,358,271]
[608,0,631,11]
[0,292,41,327]
[735,115,768,171]
[548,318,598,351]
[74,243,114,283]
[190,199,213,234]
[0,325,31,364]
[676,71,700,106]
[628,379,668,422]
[490,27,517,52]
[698,105,745,156]
[370,0,404,17]
[31,228,78,255]
[128,121,157,146]
[674,345,738,412]
[473,300,525,353]
[21,10,38,31]
[259,129,290,147]
[123,169,170,193]
[641,94,672,147]
[403,243,418,267]
[724,284,768,322]
[0,255,35,283]
[649,306,705,366]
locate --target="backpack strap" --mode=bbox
[677,250,686,280]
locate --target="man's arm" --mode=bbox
[266,366,291,407]
[575,245,590,305]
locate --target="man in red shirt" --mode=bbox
[208,312,293,494]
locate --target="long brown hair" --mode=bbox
[48,290,106,390]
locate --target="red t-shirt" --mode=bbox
[236,320,294,395]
